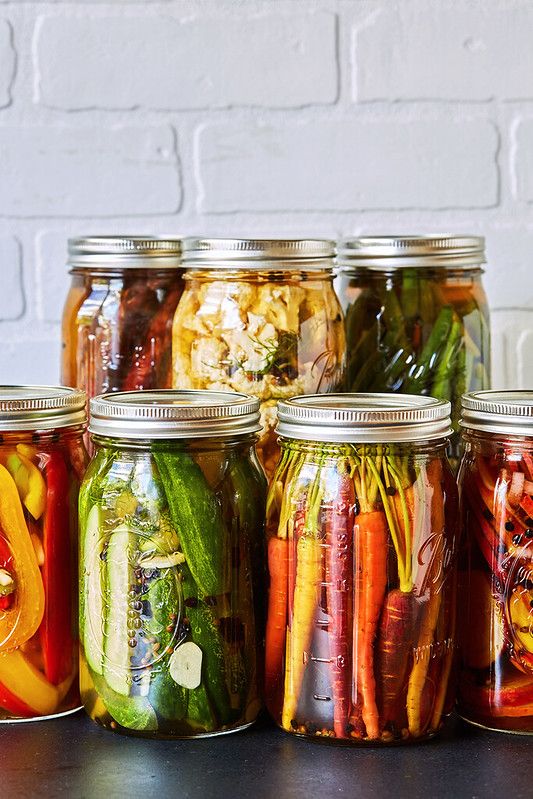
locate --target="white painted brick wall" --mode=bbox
[0,0,530,394]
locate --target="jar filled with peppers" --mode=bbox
[458,391,533,733]
[266,394,459,743]
[336,236,490,464]
[61,236,183,397]
[0,386,87,721]
[172,238,345,479]
[79,390,266,738]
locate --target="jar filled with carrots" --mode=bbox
[336,236,490,466]
[265,394,459,743]
[61,236,183,398]
[457,391,533,733]
[0,386,87,721]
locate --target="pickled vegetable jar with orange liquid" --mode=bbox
[61,237,183,398]
[265,394,459,743]
[0,386,87,721]
[458,391,533,733]
[336,236,490,465]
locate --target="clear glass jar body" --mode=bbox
[79,434,267,738]
[61,267,182,397]
[265,438,458,743]
[172,269,345,478]
[336,266,490,462]
[457,431,533,733]
[0,426,87,721]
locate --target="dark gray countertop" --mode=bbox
[0,711,530,799]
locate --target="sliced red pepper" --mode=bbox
[122,284,182,390]
[520,493,533,519]
[0,678,35,717]
[39,451,74,686]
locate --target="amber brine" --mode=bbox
[172,239,345,478]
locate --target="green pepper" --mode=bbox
[403,305,454,394]
[153,451,229,597]
[430,318,463,400]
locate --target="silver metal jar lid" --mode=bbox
[277,393,452,443]
[68,236,183,269]
[338,235,485,269]
[461,391,533,437]
[182,238,335,270]
[0,386,87,431]
[89,390,261,440]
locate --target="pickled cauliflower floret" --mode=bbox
[190,337,229,384]
[172,274,345,478]
[222,314,277,374]
[254,285,305,332]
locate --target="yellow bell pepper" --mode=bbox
[4,451,46,520]
[510,587,533,655]
[0,464,45,651]
[0,649,58,716]
[16,443,38,462]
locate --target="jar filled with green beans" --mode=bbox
[336,236,491,465]
[79,390,266,738]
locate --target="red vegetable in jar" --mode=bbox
[458,390,533,733]
[0,386,87,721]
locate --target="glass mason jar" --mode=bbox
[0,386,87,721]
[79,390,267,738]
[61,236,183,398]
[336,236,490,465]
[457,391,533,734]
[172,238,346,479]
[265,394,459,744]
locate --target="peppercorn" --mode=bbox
[505,521,515,532]
[513,534,523,546]
[386,485,397,496]
[526,529,533,539]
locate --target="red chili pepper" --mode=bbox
[39,451,74,686]
[122,285,181,390]
[0,532,14,611]
[0,679,35,717]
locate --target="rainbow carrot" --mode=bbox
[265,536,289,708]
[325,470,355,738]
[281,534,322,731]
[354,508,388,739]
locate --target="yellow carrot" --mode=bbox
[407,458,446,736]
[406,591,442,737]
[281,534,322,731]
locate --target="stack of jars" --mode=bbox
[2,232,531,743]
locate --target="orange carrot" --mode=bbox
[265,536,289,709]
[281,534,322,731]
[354,509,388,740]
[325,471,355,739]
